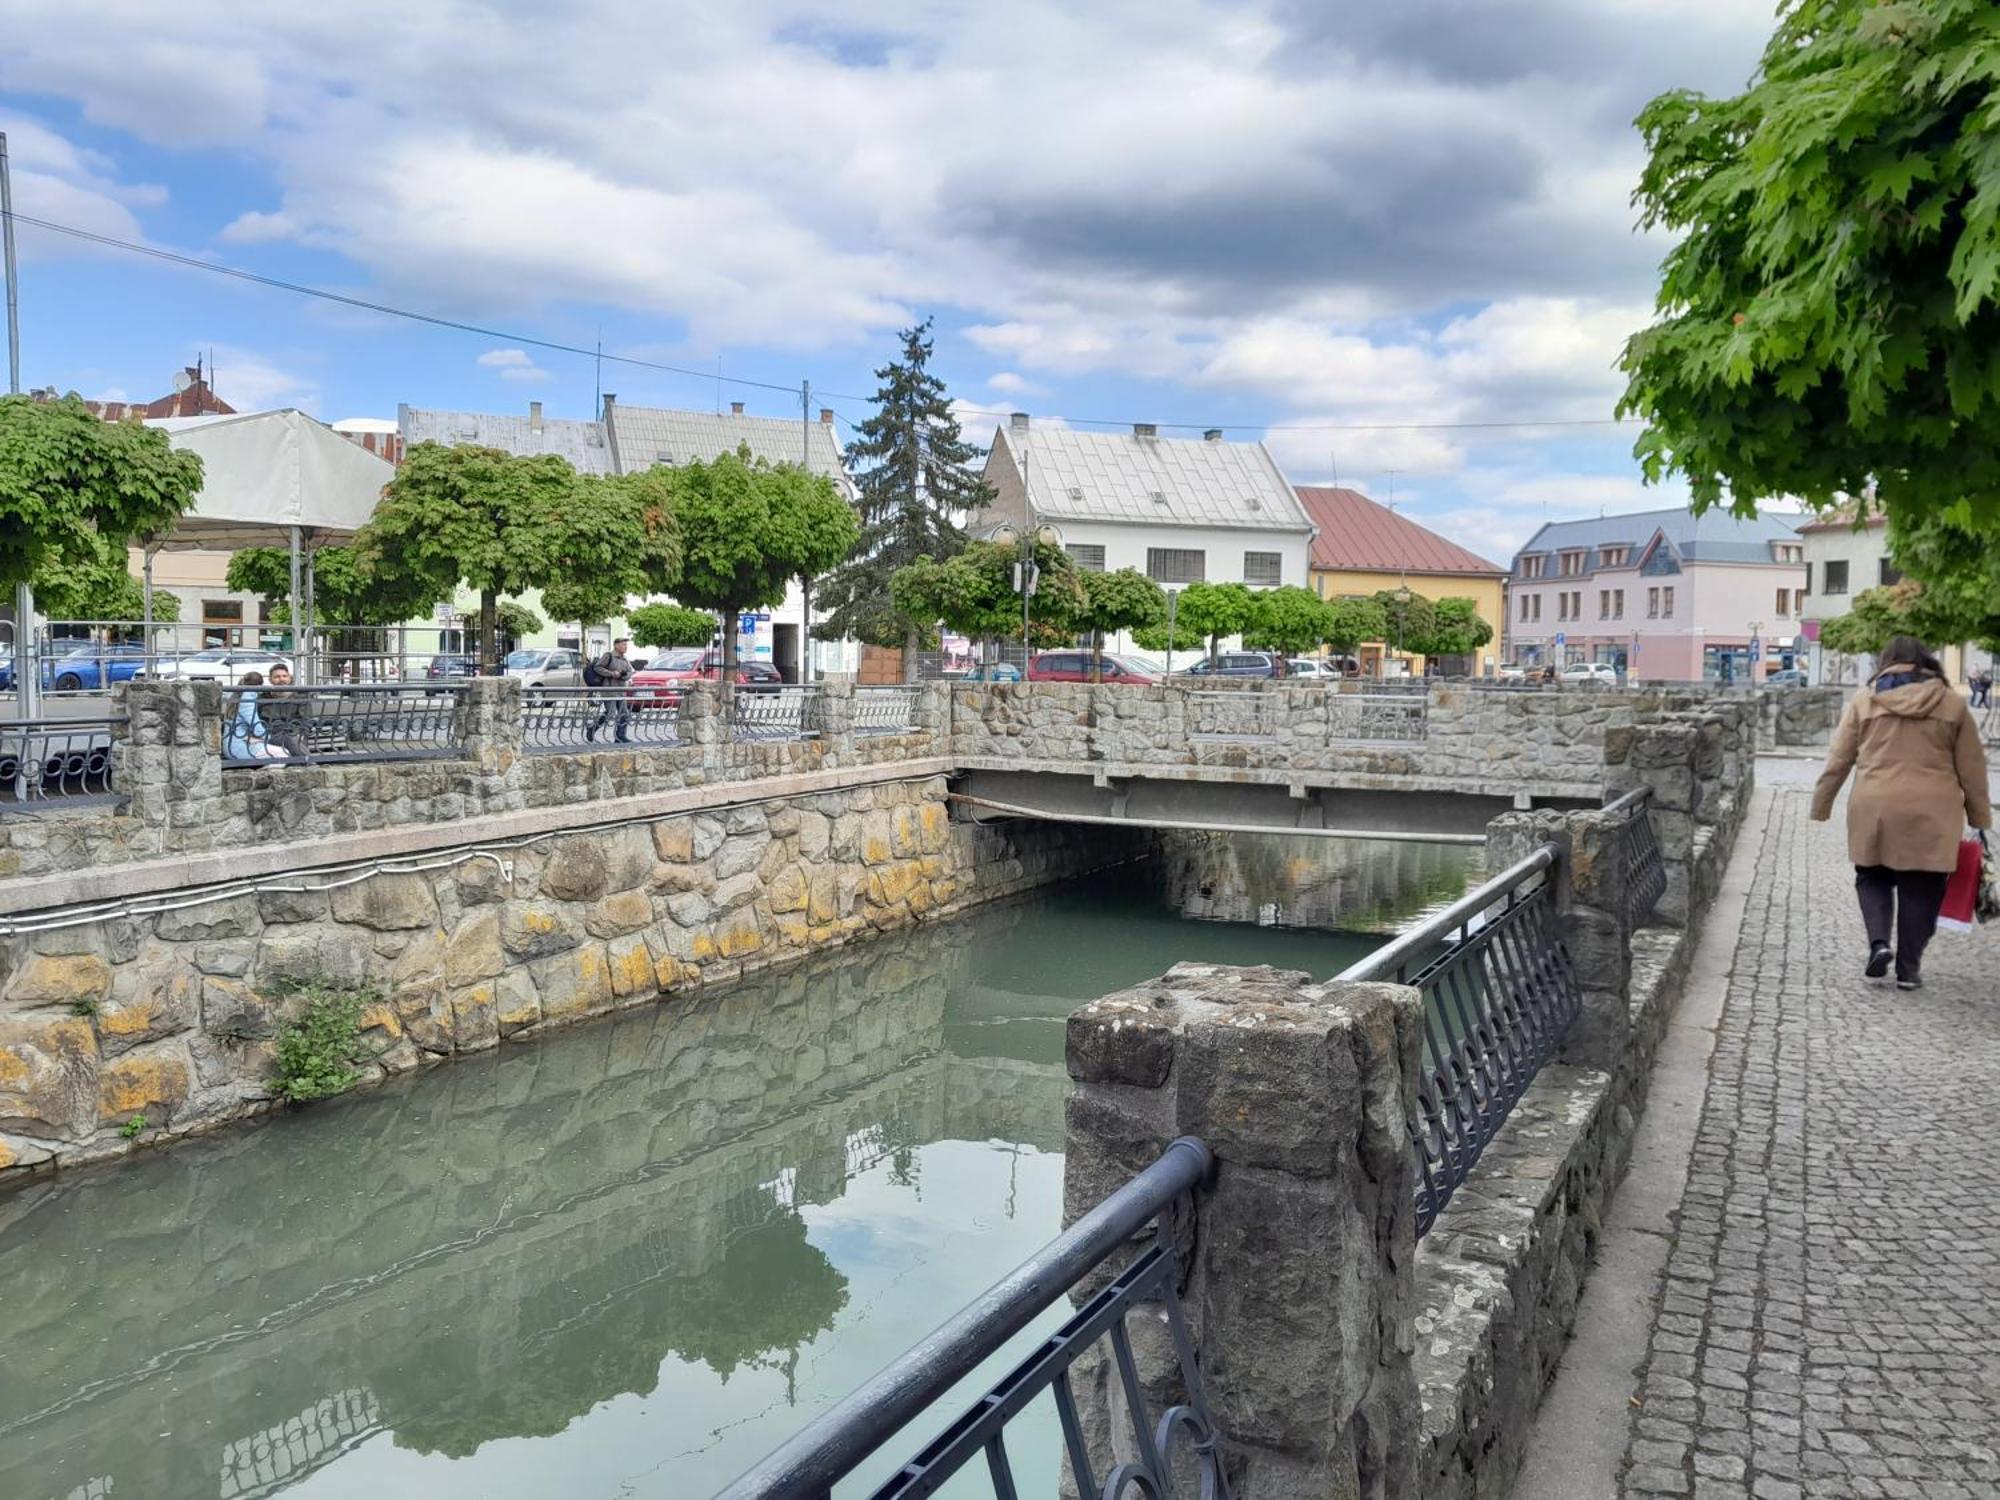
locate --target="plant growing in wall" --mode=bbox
[272,979,377,1104]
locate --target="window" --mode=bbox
[1802,563,1812,596]
[1519,593,1531,621]
[1775,588,1791,619]
[1560,550,1586,576]
[1521,555,1546,579]
[1532,595,1542,622]
[1146,548,1205,584]
[1648,587,1661,618]
[1243,551,1282,587]
[1557,593,1568,622]
[1599,589,1610,619]
[1601,546,1629,568]
[1614,589,1625,620]
[1065,543,1106,573]
[1879,558,1902,587]
[1662,586,1675,617]
[1824,560,1849,595]
[1775,543,1804,563]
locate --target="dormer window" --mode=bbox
[1600,546,1629,568]
[1521,554,1547,579]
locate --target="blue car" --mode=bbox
[26,643,153,693]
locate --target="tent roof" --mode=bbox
[144,409,395,551]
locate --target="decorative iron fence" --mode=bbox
[716,1137,1227,1500]
[218,686,468,767]
[728,685,822,742]
[854,685,923,736]
[520,688,682,751]
[1604,787,1668,927]
[1184,689,1277,741]
[0,718,121,804]
[1336,845,1579,1237]
[1327,692,1429,743]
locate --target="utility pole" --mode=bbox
[800,379,814,682]
[3,130,37,722]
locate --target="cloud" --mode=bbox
[985,371,1042,397]
[204,345,322,413]
[476,347,550,383]
[0,111,165,257]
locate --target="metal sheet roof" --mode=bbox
[1514,506,1803,573]
[989,425,1310,532]
[1296,486,1504,575]
[400,406,615,475]
[604,403,849,489]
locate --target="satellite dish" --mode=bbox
[172,370,193,393]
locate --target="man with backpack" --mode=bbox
[584,638,636,743]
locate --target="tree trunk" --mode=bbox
[1091,628,1103,683]
[799,574,813,684]
[722,607,740,677]
[479,590,498,676]
[1208,632,1220,665]
[903,621,920,683]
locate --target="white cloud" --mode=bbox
[204,345,321,414]
[985,371,1043,397]
[476,348,535,369]
[0,111,165,257]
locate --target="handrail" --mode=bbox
[1336,844,1558,984]
[715,1136,1215,1500]
[1601,785,1653,817]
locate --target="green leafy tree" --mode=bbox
[817,319,985,667]
[890,537,1084,657]
[0,394,203,598]
[35,528,180,626]
[1076,568,1166,678]
[669,452,856,673]
[1889,510,2000,651]
[768,459,861,678]
[1620,0,2000,537]
[495,600,544,642]
[1323,595,1388,655]
[1418,597,1496,660]
[627,602,716,650]
[356,443,580,674]
[540,468,685,628]
[1818,583,1927,658]
[1172,581,1257,664]
[1373,590,1437,660]
[1240,585,1329,657]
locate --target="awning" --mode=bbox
[145,409,394,551]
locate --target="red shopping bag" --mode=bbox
[1938,837,1983,932]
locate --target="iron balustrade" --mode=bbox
[728,685,822,742]
[854,685,923,736]
[1326,691,1429,743]
[219,685,468,767]
[520,687,681,751]
[1604,787,1668,927]
[717,1137,1228,1500]
[1184,689,1278,741]
[0,718,121,804]
[1336,846,1580,1237]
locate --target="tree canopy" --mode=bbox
[1373,590,1437,656]
[1322,596,1388,654]
[0,394,203,596]
[34,527,180,625]
[226,544,428,629]
[890,536,1084,649]
[627,601,717,650]
[1621,0,2000,535]
[1171,581,1257,662]
[540,468,684,627]
[816,319,982,653]
[1240,585,1330,656]
[1076,568,1166,673]
[1419,597,1495,659]
[1887,508,2000,650]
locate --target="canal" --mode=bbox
[0,836,1475,1500]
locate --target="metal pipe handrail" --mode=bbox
[1335,844,1558,984]
[1601,785,1653,817]
[715,1136,1215,1500]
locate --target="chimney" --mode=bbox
[1009,412,1030,431]
[1203,428,1223,442]
[602,393,617,414]
[529,400,543,432]
[819,408,834,423]
[730,401,745,416]
[1133,422,1158,438]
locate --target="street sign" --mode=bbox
[1750,638,1763,661]
[1554,632,1566,647]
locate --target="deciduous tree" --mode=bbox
[1322,596,1388,655]
[540,468,686,629]
[1076,568,1166,679]
[1240,585,1329,657]
[1417,597,1495,661]
[35,528,180,626]
[1172,581,1257,664]
[890,537,1084,658]
[627,602,717,650]
[1372,590,1436,660]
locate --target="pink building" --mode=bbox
[1505,508,1807,683]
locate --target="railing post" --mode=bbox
[913,680,950,741]
[1607,722,1699,926]
[1064,961,1425,1497]
[811,679,854,759]
[113,680,223,845]
[453,677,520,772]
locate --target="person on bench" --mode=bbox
[225,673,292,761]
[262,663,309,757]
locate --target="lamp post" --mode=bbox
[1164,587,1180,677]
[1747,619,1764,685]
[981,520,1062,672]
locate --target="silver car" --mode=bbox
[502,648,586,691]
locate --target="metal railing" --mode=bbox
[1336,845,1580,1237]
[1605,787,1668,927]
[218,685,468,767]
[728,685,822,742]
[854,685,923,736]
[0,718,121,804]
[717,1137,1227,1500]
[1327,692,1429,742]
[1185,689,1277,741]
[520,688,681,751]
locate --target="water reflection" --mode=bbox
[1157,831,1479,931]
[0,854,1433,1500]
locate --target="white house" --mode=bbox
[974,415,1315,652]
[1796,512,1990,687]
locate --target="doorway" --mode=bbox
[773,623,801,683]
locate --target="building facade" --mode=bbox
[1294,486,1506,677]
[1505,508,1808,684]
[1796,513,1989,686]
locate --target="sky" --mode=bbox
[0,0,1780,563]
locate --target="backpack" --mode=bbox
[582,654,606,687]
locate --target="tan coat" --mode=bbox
[1812,675,1993,872]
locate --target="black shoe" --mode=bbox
[1865,942,1891,979]
[585,726,597,742]
[1896,973,1923,992]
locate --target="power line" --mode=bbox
[11,209,1644,434]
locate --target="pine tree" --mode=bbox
[815,319,985,676]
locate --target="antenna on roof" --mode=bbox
[1330,449,1340,489]
[594,330,602,418]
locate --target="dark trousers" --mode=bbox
[1854,865,1949,979]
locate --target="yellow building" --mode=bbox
[1295,486,1508,677]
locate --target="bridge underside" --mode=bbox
[949,768,1598,844]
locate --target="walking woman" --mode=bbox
[1812,637,1992,989]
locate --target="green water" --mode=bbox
[0,847,1469,1500]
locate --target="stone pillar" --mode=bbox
[1486,808,1632,1070]
[113,681,223,850]
[453,676,520,772]
[1064,961,1425,1499]
[1608,722,1698,926]
[913,680,951,740]
[809,678,855,760]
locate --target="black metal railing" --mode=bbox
[1336,847,1580,1237]
[854,685,923,736]
[0,718,121,804]
[218,686,467,767]
[716,1137,1229,1500]
[520,688,681,751]
[728,685,822,742]
[1604,787,1668,927]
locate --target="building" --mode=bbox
[401,399,614,476]
[29,359,234,422]
[1796,512,1988,686]
[974,415,1314,651]
[1505,508,1807,684]
[329,416,405,467]
[1294,486,1507,677]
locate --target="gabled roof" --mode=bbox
[604,400,849,491]
[143,409,396,551]
[1514,506,1803,570]
[1296,486,1503,576]
[988,425,1310,532]
[400,403,614,475]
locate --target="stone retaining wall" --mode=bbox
[0,775,1138,1184]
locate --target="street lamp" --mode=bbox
[1746,619,1764,685]
[981,520,1063,667]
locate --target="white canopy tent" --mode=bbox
[141,410,396,681]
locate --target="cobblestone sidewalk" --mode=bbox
[1618,788,2000,1499]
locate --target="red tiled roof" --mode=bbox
[1296,486,1505,577]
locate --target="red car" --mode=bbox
[629,648,785,705]
[1026,651,1164,684]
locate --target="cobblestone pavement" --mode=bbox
[1618,783,2000,1499]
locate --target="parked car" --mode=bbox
[141,648,293,686]
[502,648,585,691]
[1763,668,1809,688]
[1026,651,1164,684]
[1178,651,1292,679]
[1559,662,1619,688]
[963,661,1023,683]
[1494,664,1530,683]
[1286,656,1358,681]
[42,642,153,693]
[629,649,785,706]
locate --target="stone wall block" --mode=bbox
[329,873,438,931]
[0,1015,99,1139]
[97,1041,192,1127]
